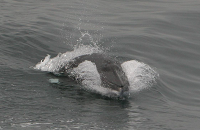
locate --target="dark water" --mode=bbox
[1,0,200,130]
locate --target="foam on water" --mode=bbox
[121,60,158,92]
[34,45,103,72]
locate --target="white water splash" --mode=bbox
[34,46,158,97]
[121,60,158,92]
[34,45,103,73]
[71,60,119,97]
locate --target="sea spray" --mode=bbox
[35,26,158,97]
[34,45,103,73]
[121,60,159,92]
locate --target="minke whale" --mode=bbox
[58,53,130,99]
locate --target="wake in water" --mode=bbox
[34,30,158,99]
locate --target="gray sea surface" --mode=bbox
[1,0,200,130]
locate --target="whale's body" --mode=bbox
[59,53,130,98]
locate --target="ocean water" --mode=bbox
[1,0,200,130]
